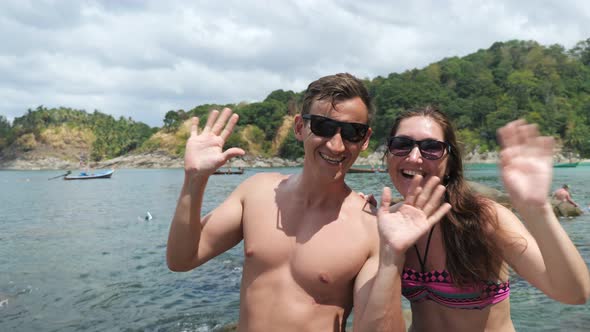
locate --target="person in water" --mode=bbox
[374,106,590,331]
[166,74,450,331]
[552,184,579,208]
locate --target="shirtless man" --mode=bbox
[552,184,579,208]
[166,73,449,331]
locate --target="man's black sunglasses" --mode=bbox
[302,114,369,143]
[387,136,450,160]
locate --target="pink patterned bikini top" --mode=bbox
[401,227,510,310]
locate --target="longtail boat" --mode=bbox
[64,169,114,180]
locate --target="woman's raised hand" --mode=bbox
[184,108,245,177]
[377,175,451,254]
[497,119,554,208]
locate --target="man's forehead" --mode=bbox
[310,97,369,121]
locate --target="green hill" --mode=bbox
[1,38,589,163]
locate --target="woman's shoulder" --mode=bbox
[471,197,518,235]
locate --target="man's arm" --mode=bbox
[167,175,245,271]
[565,193,579,207]
[166,109,245,271]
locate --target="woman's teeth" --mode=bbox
[402,169,424,178]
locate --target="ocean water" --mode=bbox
[1,166,589,331]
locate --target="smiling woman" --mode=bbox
[375,106,590,332]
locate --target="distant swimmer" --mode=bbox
[137,212,153,222]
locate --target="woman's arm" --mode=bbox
[496,120,590,304]
[495,202,590,304]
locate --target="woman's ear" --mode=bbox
[293,114,305,141]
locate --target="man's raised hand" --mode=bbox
[184,108,245,177]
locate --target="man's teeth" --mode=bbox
[402,169,424,176]
[320,153,344,163]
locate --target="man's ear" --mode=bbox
[360,128,373,151]
[293,114,305,141]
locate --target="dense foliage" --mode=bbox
[1,39,589,160]
[366,39,590,156]
[2,106,156,160]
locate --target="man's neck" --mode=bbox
[290,173,352,209]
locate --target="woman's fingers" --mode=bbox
[404,174,423,205]
[497,119,527,148]
[404,175,448,220]
[379,187,392,215]
[414,176,440,209]
[427,203,452,226]
[421,184,447,217]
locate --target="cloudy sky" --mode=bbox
[1,0,588,127]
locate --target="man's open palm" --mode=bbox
[184,108,245,176]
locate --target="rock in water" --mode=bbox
[551,199,583,217]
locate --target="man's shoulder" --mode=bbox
[345,191,378,222]
[240,172,290,190]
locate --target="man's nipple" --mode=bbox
[319,272,332,284]
[245,248,254,257]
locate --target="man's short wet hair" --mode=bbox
[301,73,373,124]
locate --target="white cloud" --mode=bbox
[0,0,588,126]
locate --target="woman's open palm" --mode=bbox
[497,120,554,207]
[378,175,451,254]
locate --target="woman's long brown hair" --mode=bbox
[389,106,503,285]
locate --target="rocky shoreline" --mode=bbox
[2,149,584,218]
[0,148,584,171]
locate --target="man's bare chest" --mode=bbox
[241,198,372,293]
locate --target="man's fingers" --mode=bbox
[222,147,246,160]
[220,113,240,142]
[212,108,233,135]
[202,110,220,134]
[190,117,200,136]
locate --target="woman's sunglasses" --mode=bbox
[388,136,450,160]
[302,114,369,143]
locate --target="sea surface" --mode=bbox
[1,166,589,331]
